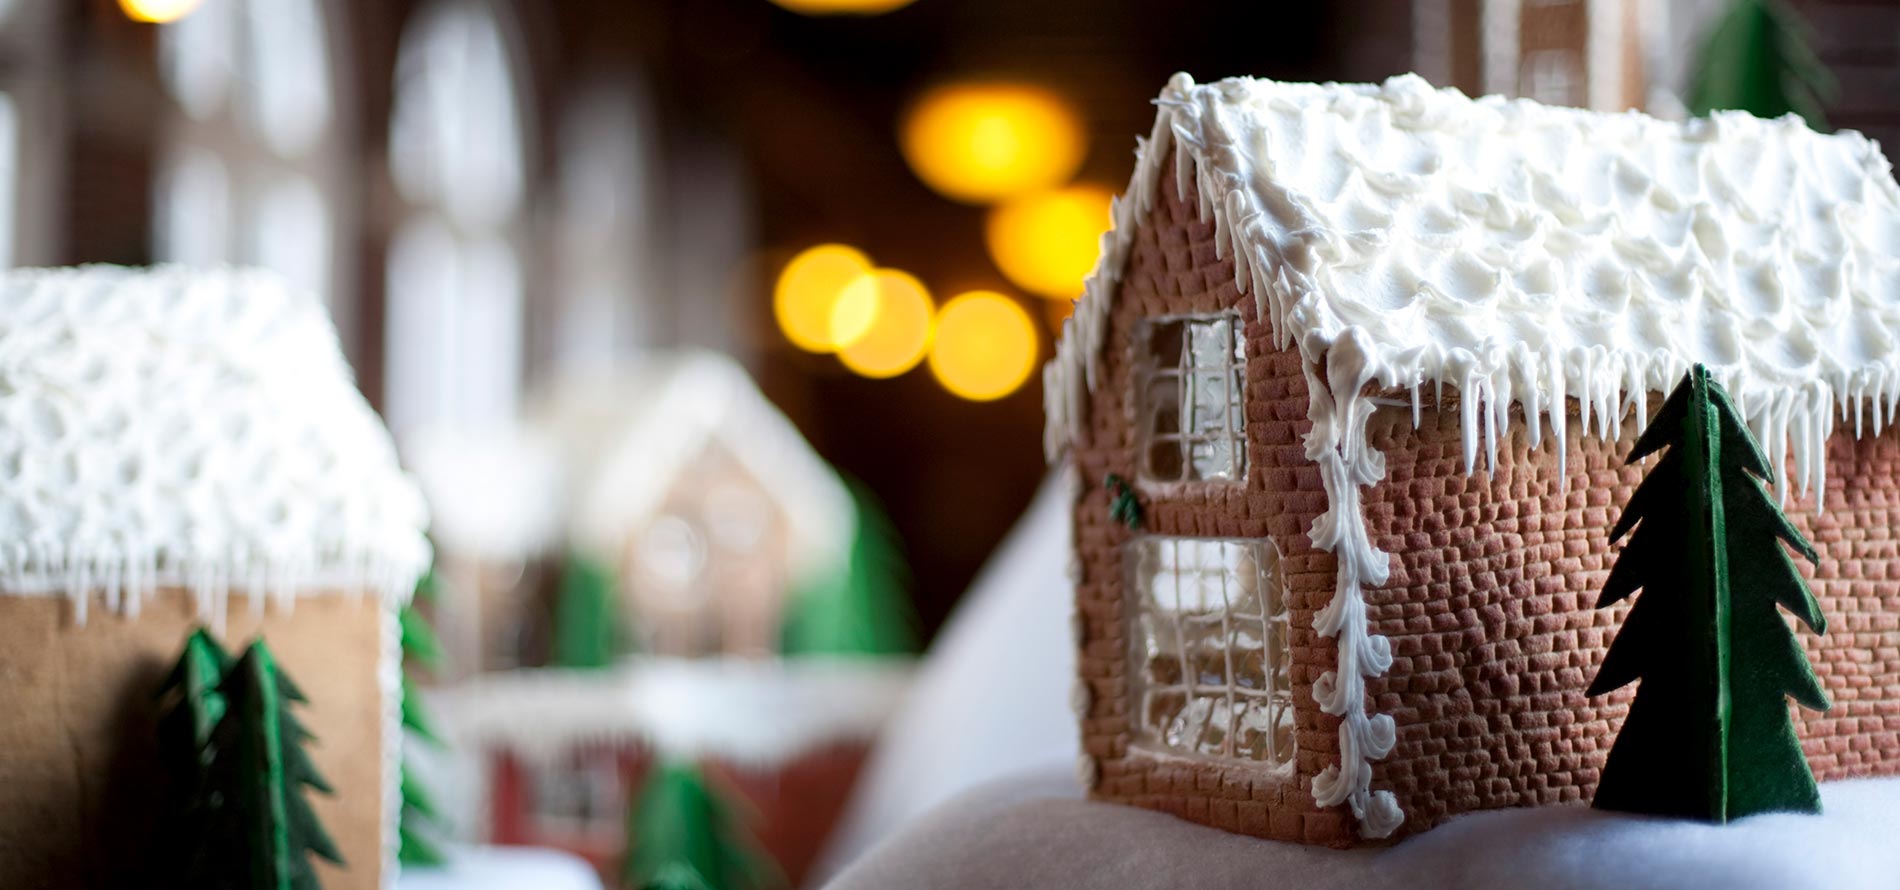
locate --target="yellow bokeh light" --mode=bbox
[118,0,204,23]
[775,244,872,353]
[833,269,933,378]
[768,0,917,14]
[986,184,1114,299]
[929,291,1038,401]
[900,84,1086,204]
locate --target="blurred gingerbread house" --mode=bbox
[0,266,430,889]
[424,351,915,884]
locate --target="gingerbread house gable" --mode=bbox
[1047,75,1900,842]
[536,352,854,607]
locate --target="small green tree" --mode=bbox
[1588,364,1830,820]
[154,628,235,874]
[1689,0,1835,129]
[187,640,345,889]
[551,552,622,668]
[156,628,235,785]
[622,761,777,890]
[399,570,451,867]
[781,480,917,656]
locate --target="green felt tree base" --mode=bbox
[1588,365,1829,821]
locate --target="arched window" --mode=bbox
[154,0,343,319]
[549,77,656,370]
[384,0,529,440]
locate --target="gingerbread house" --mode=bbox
[0,266,430,888]
[1044,74,1900,846]
[532,351,856,658]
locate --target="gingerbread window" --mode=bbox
[528,748,625,845]
[1136,314,1246,484]
[1126,536,1294,766]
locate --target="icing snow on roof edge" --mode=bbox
[1046,73,1900,505]
[0,265,430,621]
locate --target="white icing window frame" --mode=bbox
[1125,535,1294,769]
[1133,312,1248,488]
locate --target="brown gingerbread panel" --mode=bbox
[0,590,389,890]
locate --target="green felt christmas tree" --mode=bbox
[621,761,778,890]
[186,640,345,889]
[156,628,235,786]
[154,628,236,874]
[398,570,451,867]
[551,551,622,668]
[1689,0,1835,129]
[1588,364,1830,821]
[781,479,917,656]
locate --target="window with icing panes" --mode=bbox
[1126,536,1293,766]
[1136,314,1247,484]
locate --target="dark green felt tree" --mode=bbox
[154,628,236,875]
[186,640,344,890]
[781,479,917,656]
[1689,0,1835,129]
[621,761,778,890]
[157,628,235,786]
[1588,364,1830,821]
[398,570,451,867]
[551,551,622,668]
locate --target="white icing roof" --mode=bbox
[0,265,430,617]
[528,351,854,584]
[1047,74,1900,502]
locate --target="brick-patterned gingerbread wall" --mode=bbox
[1068,152,1900,848]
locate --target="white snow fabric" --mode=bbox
[396,846,603,890]
[825,770,1900,890]
[813,470,1081,880]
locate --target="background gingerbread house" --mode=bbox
[1044,74,1900,846]
[0,265,430,889]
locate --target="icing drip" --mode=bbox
[1301,331,1403,838]
[1044,73,1900,838]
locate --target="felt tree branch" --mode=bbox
[399,569,451,867]
[621,761,780,890]
[1588,364,1830,821]
[1104,474,1143,530]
